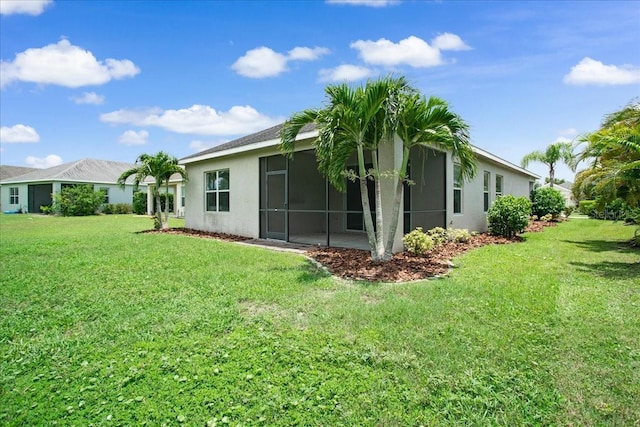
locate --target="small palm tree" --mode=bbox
[117,151,188,229]
[521,142,575,188]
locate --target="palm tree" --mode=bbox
[281,76,476,261]
[117,151,188,229]
[521,141,575,188]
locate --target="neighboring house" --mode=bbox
[180,123,539,252]
[540,181,575,207]
[144,172,187,217]
[0,158,147,213]
[0,165,38,211]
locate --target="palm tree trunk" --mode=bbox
[154,192,162,229]
[163,180,170,229]
[384,146,410,258]
[371,150,386,261]
[357,145,379,260]
[549,163,555,188]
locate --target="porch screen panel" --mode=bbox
[288,150,327,246]
[406,148,446,231]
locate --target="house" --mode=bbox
[144,172,186,217]
[539,181,575,207]
[0,165,38,211]
[179,123,539,252]
[0,158,147,213]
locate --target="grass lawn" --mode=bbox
[1,214,638,426]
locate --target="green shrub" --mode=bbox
[40,205,54,215]
[487,195,532,238]
[579,200,596,215]
[531,187,565,218]
[564,206,574,217]
[53,185,105,216]
[102,203,114,214]
[403,227,435,255]
[114,203,132,214]
[448,228,471,243]
[132,191,147,215]
[153,193,174,213]
[426,227,448,246]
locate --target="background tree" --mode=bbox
[521,141,575,188]
[117,151,188,229]
[281,76,476,261]
[576,100,640,207]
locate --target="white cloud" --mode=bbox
[287,47,331,61]
[326,0,400,7]
[0,0,52,15]
[118,130,148,145]
[71,91,105,105]
[101,104,282,136]
[1,39,140,89]
[0,124,40,143]
[319,65,374,82]
[351,35,443,67]
[563,57,640,86]
[432,33,472,51]
[232,45,330,78]
[559,128,578,137]
[25,154,63,168]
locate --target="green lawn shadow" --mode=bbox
[561,239,637,254]
[569,260,640,280]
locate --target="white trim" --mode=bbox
[471,145,539,179]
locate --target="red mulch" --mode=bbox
[143,221,561,282]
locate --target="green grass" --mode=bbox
[1,214,638,426]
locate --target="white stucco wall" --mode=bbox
[1,183,28,211]
[449,157,536,232]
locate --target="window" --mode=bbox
[9,187,19,204]
[483,171,490,212]
[496,175,503,198]
[205,170,230,212]
[453,164,463,214]
[181,184,186,207]
[100,187,109,204]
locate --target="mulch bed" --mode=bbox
[143,221,561,282]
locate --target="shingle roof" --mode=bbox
[0,158,144,185]
[0,165,38,181]
[180,122,317,162]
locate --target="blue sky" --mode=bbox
[1,0,639,181]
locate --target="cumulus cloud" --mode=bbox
[101,104,282,136]
[0,0,52,15]
[432,33,472,51]
[232,45,330,78]
[326,0,400,6]
[0,124,40,143]
[563,57,640,86]
[25,154,63,168]
[71,91,105,105]
[319,65,374,82]
[1,39,140,89]
[118,130,148,145]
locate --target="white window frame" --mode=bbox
[496,175,503,198]
[453,164,463,214]
[9,187,19,205]
[483,171,490,212]
[205,169,230,212]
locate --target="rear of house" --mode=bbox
[180,123,538,251]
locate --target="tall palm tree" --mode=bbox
[388,94,476,255]
[117,151,188,229]
[281,76,411,261]
[281,76,476,261]
[521,141,575,188]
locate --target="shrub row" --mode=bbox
[101,203,133,214]
[403,226,472,255]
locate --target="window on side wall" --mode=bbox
[205,170,230,212]
[181,184,186,207]
[453,164,463,214]
[483,171,490,212]
[496,175,503,198]
[9,187,19,204]
[100,187,109,204]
